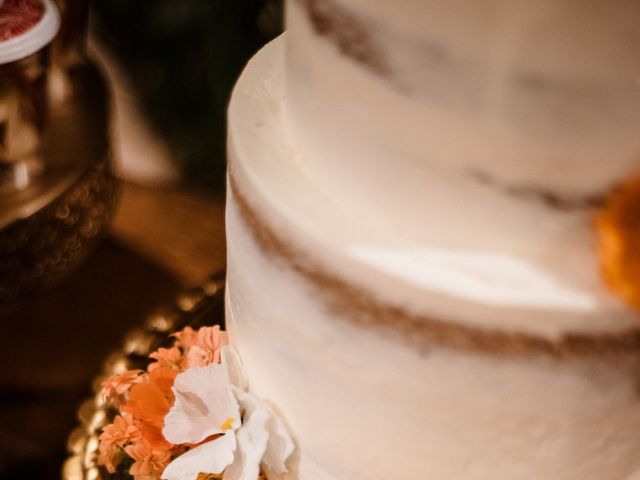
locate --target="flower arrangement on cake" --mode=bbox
[97,325,294,480]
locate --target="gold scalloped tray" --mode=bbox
[62,272,267,480]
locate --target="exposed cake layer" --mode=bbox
[286,0,640,194]
[226,33,640,478]
[284,0,640,305]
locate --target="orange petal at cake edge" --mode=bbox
[596,173,640,310]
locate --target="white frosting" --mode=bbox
[226,3,640,477]
[227,35,638,339]
[226,192,640,479]
[284,0,640,311]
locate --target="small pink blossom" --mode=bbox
[171,326,198,350]
[101,370,146,408]
[148,347,186,372]
[98,414,141,473]
[125,440,172,480]
[186,325,229,368]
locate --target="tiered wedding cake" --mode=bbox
[225,0,640,478]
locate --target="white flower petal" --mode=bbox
[223,389,270,480]
[162,432,237,480]
[222,346,249,390]
[163,363,241,444]
[262,409,295,474]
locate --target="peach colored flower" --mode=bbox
[101,370,146,408]
[148,347,186,372]
[98,439,121,474]
[172,326,198,350]
[123,367,177,451]
[98,413,141,473]
[125,440,171,480]
[186,326,229,368]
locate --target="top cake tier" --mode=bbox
[285,0,640,198]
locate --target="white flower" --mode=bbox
[161,347,294,480]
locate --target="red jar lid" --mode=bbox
[0,0,45,41]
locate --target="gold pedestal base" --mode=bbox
[0,155,117,302]
[0,61,117,302]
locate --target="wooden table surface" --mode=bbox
[0,182,226,478]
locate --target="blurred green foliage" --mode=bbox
[92,0,283,192]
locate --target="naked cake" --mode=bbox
[225,1,640,478]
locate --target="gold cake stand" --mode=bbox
[62,272,267,480]
[0,61,118,303]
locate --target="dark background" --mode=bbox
[0,1,281,478]
[92,0,283,192]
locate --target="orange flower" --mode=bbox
[186,326,229,368]
[98,439,121,474]
[101,370,146,408]
[98,413,141,473]
[124,440,172,480]
[123,367,177,451]
[172,326,199,350]
[148,347,186,372]
[597,174,640,309]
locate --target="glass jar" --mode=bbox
[0,0,60,191]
